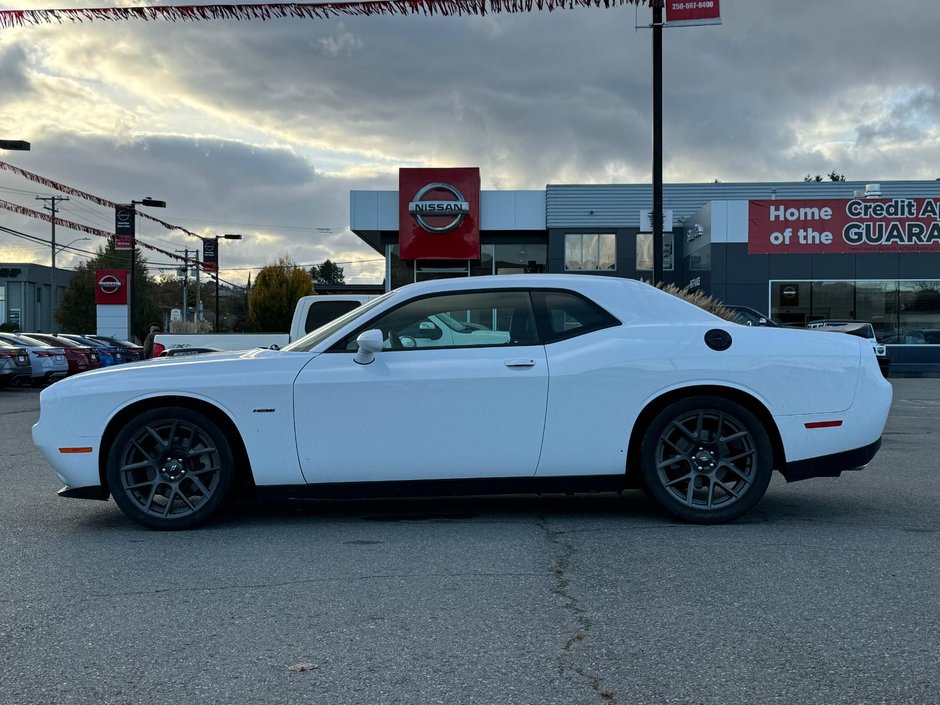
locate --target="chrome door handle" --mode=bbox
[505,359,536,369]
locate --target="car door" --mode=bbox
[293,289,549,484]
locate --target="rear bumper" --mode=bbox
[1,371,32,387]
[781,437,881,482]
[58,484,109,500]
[877,355,890,378]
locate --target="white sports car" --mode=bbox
[33,274,892,530]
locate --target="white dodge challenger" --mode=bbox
[33,274,892,530]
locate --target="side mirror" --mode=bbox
[354,329,384,365]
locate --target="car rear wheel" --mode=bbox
[640,397,773,524]
[106,407,234,530]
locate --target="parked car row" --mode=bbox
[0,332,144,388]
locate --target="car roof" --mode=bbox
[380,274,722,328]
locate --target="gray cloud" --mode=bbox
[2,0,940,283]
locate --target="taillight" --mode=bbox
[153,343,165,357]
[0,350,15,358]
[36,351,55,357]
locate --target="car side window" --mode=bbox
[336,290,537,351]
[532,290,620,344]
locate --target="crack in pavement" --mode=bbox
[540,517,618,704]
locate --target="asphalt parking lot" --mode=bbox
[1,379,938,705]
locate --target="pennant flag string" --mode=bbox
[0,159,201,239]
[0,198,190,263]
[0,0,645,28]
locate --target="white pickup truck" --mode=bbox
[153,294,377,356]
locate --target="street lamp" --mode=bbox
[126,197,166,339]
[210,233,243,331]
[0,140,30,150]
[56,237,90,255]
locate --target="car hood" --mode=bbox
[41,348,321,439]
[50,348,316,393]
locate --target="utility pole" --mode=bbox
[176,248,192,325]
[35,195,70,328]
[195,255,201,326]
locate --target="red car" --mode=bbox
[21,333,102,375]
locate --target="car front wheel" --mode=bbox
[106,407,234,530]
[640,397,773,524]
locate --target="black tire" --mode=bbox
[106,407,235,530]
[640,397,773,524]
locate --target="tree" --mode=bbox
[249,256,314,332]
[804,171,846,182]
[310,259,345,285]
[56,239,162,340]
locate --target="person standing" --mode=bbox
[142,322,161,359]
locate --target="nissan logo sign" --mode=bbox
[407,182,470,233]
[98,274,122,295]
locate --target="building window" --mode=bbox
[636,233,675,272]
[565,233,616,271]
[770,279,940,344]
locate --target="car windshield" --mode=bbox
[66,336,104,347]
[25,335,80,348]
[283,291,395,352]
[102,337,137,347]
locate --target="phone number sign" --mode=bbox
[665,0,721,26]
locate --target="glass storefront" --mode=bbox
[771,280,940,344]
[387,243,547,291]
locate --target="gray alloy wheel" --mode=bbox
[640,397,773,524]
[106,407,234,530]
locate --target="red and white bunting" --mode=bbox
[0,0,645,28]
[0,160,200,239]
[0,198,189,263]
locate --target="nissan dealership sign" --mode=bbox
[94,269,129,305]
[408,182,471,233]
[399,168,480,260]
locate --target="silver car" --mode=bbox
[0,332,69,385]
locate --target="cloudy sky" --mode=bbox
[0,0,938,285]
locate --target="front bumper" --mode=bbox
[781,437,882,482]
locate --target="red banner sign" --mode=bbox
[665,0,721,26]
[95,269,129,305]
[399,167,480,260]
[748,198,940,254]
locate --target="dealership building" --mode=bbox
[0,263,72,333]
[351,169,940,373]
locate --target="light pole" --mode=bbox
[125,197,166,339]
[57,237,90,254]
[208,233,243,331]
